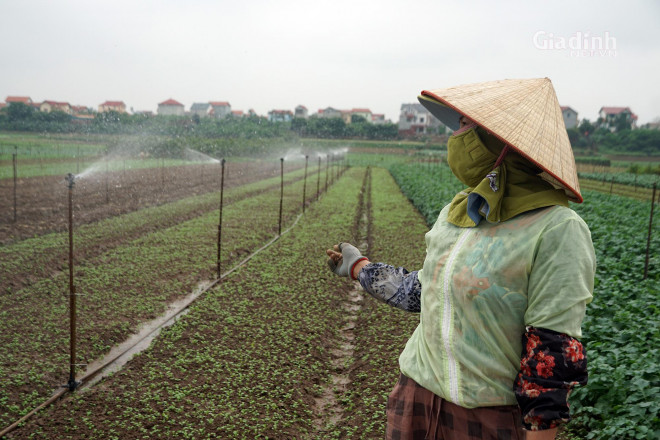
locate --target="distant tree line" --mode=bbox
[567,119,660,156]
[0,103,399,141]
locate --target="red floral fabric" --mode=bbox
[513,326,588,431]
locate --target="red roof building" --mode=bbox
[99,101,127,113]
[157,99,185,116]
[5,96,32,104]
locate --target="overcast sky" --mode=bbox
[1,0,659,124]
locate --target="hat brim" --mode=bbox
[418,94,462,131]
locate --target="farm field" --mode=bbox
[0,149,658,439]
[1,166,420,439]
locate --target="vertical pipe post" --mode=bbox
[644,183,656,280]
[325,154,329,193]
[279,158,284,235]
[316,156,321,200]
[217,159,226,278]
[302,155,309,213]
[105,155,109,204]
[13,152,18,223]
[65,173,79,391]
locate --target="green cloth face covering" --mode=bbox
[446,127,569,227]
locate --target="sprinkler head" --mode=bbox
[65,173,76,189]
[221,158,226,165]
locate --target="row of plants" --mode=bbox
[388,162,659,439]
[577,171,659,189]
[0,166,323,429]
[7,167,367,439]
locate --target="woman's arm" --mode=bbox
[514,327,588,434]
[357,262,422,312]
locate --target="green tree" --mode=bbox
[7,102,35,121]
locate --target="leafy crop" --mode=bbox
[578,171,659,189]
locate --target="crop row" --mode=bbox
[0,165,334,429]
[579,178,658,203]
[578,171,659,189]
[388,163,659,440]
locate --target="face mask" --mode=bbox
[447,127,498,187]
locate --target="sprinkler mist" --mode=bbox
[65,173,81,391]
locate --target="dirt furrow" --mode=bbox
[313,167,372,433]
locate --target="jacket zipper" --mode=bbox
[443,228,471,404]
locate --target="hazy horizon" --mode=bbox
[2,0,659,125]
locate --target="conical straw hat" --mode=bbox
[419,78,582,203]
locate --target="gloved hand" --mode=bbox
[326,242,368,280]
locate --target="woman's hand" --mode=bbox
[326,243,369,280]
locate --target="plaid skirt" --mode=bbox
[386,374,525,440]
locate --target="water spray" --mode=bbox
[217,158,226,278]
[302,155,308,213]
[65,173,80,391]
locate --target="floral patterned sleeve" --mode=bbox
[357,263,421,312]
[514,326,588,431]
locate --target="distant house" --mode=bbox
[372,113,386,124]
[598,106,638,131]
[561,106,578,129]
[158,99,185,116]
[98,101,127,114]
[268,109,293,123]
[318,107,342,119]
[190,103,212,117]
[398,103,443,136]
[294,105,308,119]
[5,96,33,105]
[247,109,258,117]
[231,110,244,117]
[209,101,231,119]
[0,103,6,110]
[40,100,72,114]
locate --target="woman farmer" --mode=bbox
[326,78,595,440]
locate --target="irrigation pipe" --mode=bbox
[0,211,305,438]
